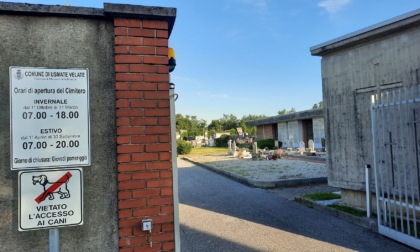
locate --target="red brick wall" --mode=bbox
[114,18,175,252]
[256,125,264,139]
[256,125,276,140]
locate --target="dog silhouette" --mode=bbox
[32,174,71,202]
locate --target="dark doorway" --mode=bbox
[271,124,278,140]
[302,119,313,146]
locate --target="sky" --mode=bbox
[10,0,420,123]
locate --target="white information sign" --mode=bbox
[10,67,90,170]
[18,168,83,231]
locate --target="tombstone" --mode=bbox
[208,138,215,147]
[228,140,232,155]
[252,142,258,154]
[308,139,315,151]
[232,140,237,155]
[299,141,305,153]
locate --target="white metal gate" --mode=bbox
[371,86,420,249]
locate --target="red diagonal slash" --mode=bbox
[35,172,72,204]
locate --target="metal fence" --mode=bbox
[371,85,420,249]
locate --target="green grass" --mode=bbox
[302,192,341,201]
[328,204,366,217]
[184,147,229,156]
[380,215,420,236]
[302,193,380,219]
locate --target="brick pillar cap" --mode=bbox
[104,3,176,36]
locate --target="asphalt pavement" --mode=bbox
[178,158,416,252]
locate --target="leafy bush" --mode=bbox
[229,128,237,136]
[215,134,230,147]
[257,139,276,149]
[181,131,188,140]
[177,139,192,155]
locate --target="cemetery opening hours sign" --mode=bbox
[10,67,90,170]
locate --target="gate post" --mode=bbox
[365,164,372,218]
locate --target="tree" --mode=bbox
[207,119,223,132]
[239,114,267,135]
[312,101,323,109]
[188,116,206,137]
[206,114,266,137]
[176,114,206,137]
[278,109,287,115]
[278,108,296,114]
[228,128,237,136]
[176,114,191,134]
[220,114,238,131]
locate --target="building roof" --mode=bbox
[245,108,324,127]
[0,2,177,36]
[310,8,420,56]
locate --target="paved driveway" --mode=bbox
[178,158,415,252]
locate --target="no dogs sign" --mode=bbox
[18,168,83,231]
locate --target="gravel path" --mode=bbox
[183,154,327,181]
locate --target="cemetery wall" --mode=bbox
[312,117,324,149]
[277,122,288,145]
[297,121,304,146]
[288,121,299,147]
[249,109,324,149]
[0,2,177,251]
[311,10,420,204]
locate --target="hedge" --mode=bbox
[215,134,230,147]
[256,139,278,149]
[177,139,192,155]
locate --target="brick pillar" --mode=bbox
[114,17,175,252]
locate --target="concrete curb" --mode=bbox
[295,196,378,233]
[182,157,327,189]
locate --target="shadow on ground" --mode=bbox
[180,224,260,252]
[178,160,415,252]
